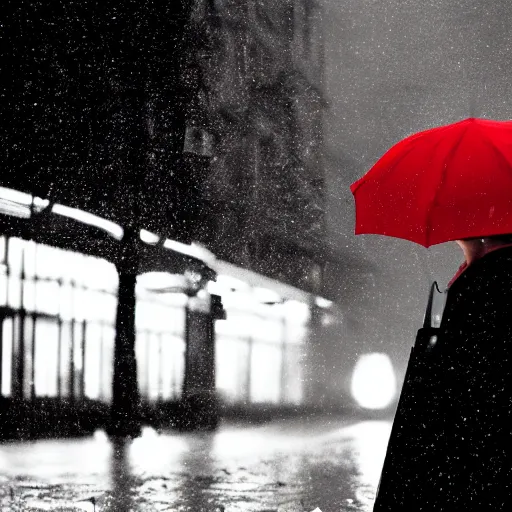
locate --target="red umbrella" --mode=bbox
[350,118,512,247]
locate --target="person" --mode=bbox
[374,235,512,511]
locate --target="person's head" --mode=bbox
[455,234,512,264]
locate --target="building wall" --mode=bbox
[186,0,327,295]
[1,1,201,245]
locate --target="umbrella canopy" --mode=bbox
[350,118,512,247]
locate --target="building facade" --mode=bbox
[0,0,329,437]
[185,0,327,294]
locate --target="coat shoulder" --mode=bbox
[447,246,512,302]
[440,247,512,353]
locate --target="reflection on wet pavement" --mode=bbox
[0,416,391,512]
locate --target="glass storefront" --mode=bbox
[0,236,185,403]
[0,235,309,407]
[214,290,309,406]
[135,289,186,402]
[0,236,118,401]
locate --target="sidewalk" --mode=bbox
[0,415,391,512]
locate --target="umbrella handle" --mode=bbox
[422,280,441,329]
[417,281,442,351]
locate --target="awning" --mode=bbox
[0,187,215,281]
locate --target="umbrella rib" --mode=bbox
[476,123,512,176]
[379,143,421,186]
[352,122,461,193]
[380,125,462,191]
[424,123,471,247]
[354,142,420,194]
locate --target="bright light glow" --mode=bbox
[1,236,189,404]
[214,259,310,302]
[208,276,253,298]
[140,229,160,244]
[196,289,209,301]
[135,289,186,402]
[164,238,215,263]
[0,187,123,241]
[130,427,164,469]
[0,186,33,205]
[84,324,102,399]
[282,300,310,322]
[141,426,159,439]
[214,290,256,311]
[215,336,249,402]
[137,272,188,292]
[191,242,216,266]
[93,429,109,444]
[52,203,123,240]
[32,196,50,211]
[34,319,59,397]
[351,353,397,410]
[253,286,281,304]
[0,200,30,218]
[343,420,392,498]
[216,274,251,292]
[250,342,282,403]
[1,319,13,396]
[315,296,333,308]
[0,187,50,218]
[74,499,97,512]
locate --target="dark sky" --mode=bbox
[319,0,512,383]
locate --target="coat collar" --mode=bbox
[448,243,512,288]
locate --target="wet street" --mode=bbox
[0,415,391,512]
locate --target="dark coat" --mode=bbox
[374,246,512,511]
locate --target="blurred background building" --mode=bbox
[2,0,391,438]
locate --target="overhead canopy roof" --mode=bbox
[0,187,215,281]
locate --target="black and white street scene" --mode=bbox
[2,1,512,511]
